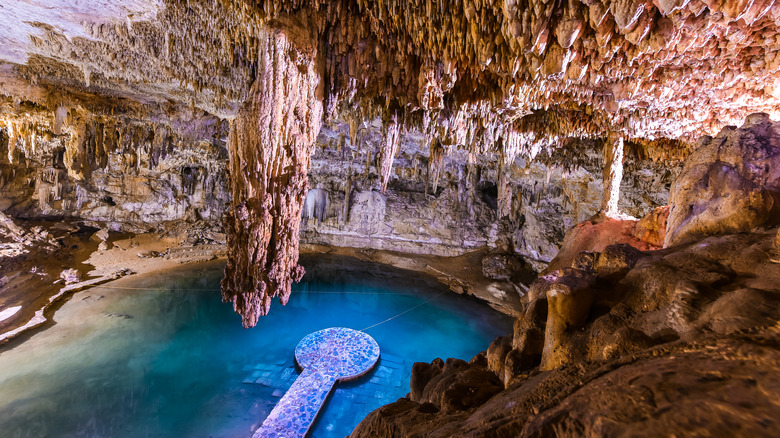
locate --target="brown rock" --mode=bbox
[665,114,780,247]
[540,268,598,369]
[486,335,512,376]
[571,250,598,272]
[410,359,444,402]
[481,254,527,281]
[611,0,646,33]
[594,243,643,279]
[544,215,655,274]
[555,15,584,49]
[633,206,670,247]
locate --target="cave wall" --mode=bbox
[302,121,680,270]
[351,117,780,437]
[0,103,230,233]
[0,95,678,278]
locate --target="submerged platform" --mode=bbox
[254,327,380,438]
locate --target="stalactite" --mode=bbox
[221,27,323,328]
[601,132,624,218]
[379,114,400,193]
[343,168,352,224]
[497,165,513,219]
[497,146,513,219]
[429,138,445,193]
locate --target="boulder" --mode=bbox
[59,268,81,284]
[544,215,658,274]
[594,243,643,279]
[633,205,669,247]
[486,335,512,376]
[481,254,526,281]
[539,268,598,370]
[665,113,780,247]
[410,359,444,402]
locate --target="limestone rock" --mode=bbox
[59,268,81,284]
[665,114,780,247]
[540,268,598,369]
[544,215,657,273]
[410,359,444,402]
[354,230,780,438]
[221,26,322,327]
[486,335,513,376]
[593,243,643,279]
[481,254,526,281]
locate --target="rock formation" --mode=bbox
[0,103,229,232]
[1,1,780,434]
[2,0,777,317]
[665,113,780,247]
[221,26,323,327]
[353,217,780,438]
[350,118,780,437]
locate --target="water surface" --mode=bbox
[0,256,512,437]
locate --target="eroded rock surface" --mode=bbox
[303,123,677,268]
[221,27,323,327]
[352,230,780,437]
[666,113,780,247]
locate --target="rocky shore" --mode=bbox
[0,217,226,346]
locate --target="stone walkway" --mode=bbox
[243,353,410,432]
[253,328,380,438]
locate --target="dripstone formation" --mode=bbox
[221,27,322,328]
[2,0,779,322]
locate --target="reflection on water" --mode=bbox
[0,256,512,438]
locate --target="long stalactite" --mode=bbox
[221,26,323,328]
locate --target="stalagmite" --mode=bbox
[221,27,323,328]
[343,170,352,224]
[497,147,513,219]
[497,165,513,219]
[601,133,624,218]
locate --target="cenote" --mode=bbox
[0,255,512,438]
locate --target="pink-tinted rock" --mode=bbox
[634,206,670,247]
[221,27,322,328]
[544,215,658,274]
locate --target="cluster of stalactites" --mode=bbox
[378,114,400,193]
[259,0,780,144]
[0,101,227,184]
[221,26,323,328]
[15,0,780,144]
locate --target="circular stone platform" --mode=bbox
[295,327,380,381]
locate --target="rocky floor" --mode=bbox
[352,229,780,437]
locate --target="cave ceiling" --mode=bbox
[0,0,779,160]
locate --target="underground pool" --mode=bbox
[0,255,513,438]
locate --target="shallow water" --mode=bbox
[0,256,512,438]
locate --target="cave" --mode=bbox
[1,0,780,437]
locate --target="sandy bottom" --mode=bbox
[2,228,522,347]
[0,228,223,346]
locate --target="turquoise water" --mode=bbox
[0,256,512,438]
